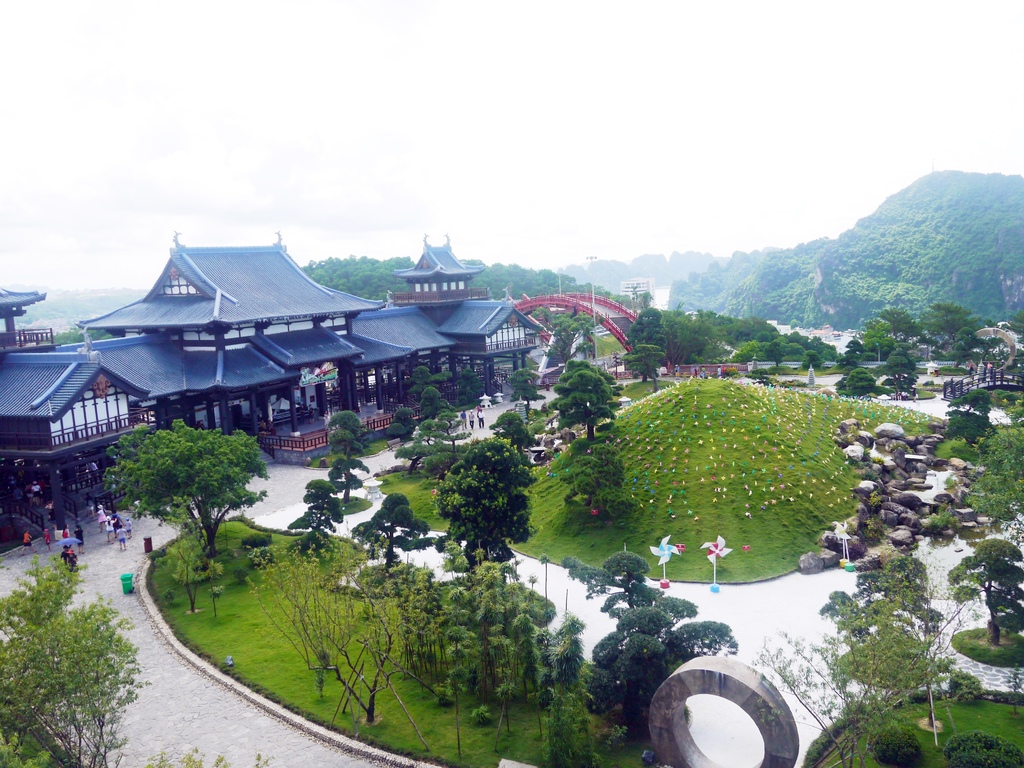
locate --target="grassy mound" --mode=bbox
[952,628,1024,668]
[517,379,933,581]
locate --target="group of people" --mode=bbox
[459,406,486,431]
[21,521,86,568]
[967,361,999,382]
[4,473,49,507]
[96,504,132,550]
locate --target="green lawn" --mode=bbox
[149,521,552,768]
[935,438,980,464]
[952,628,1024,667]
[596,334,624,358]
[319,438,390,467]
[858,700,1024,768]
[380,471,447,531]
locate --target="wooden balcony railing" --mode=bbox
[0,410,150,452]
[392,288,490,305]
[258,430,329,458]
[454,336,537,355]
[0,328,54,349]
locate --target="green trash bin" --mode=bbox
[120,573,134,595]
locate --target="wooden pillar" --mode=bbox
[314,382,327,417]
[205,401,217,430]
[374,366,384,411]
[484,360,495,395]
[512,355,519,372]
[250,392,259,434]
[219,394,232,433]
[288,386,299,434]
[396,361,405,402]
[3,316,14,333]
[48,463,66,529]
[448,354,458,376]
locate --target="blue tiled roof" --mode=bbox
[0,287,46,311]
[0,360,74,417]
[251,327,362,368]
[351,307,454,353]
[347,335,410,365]
[437,301,540,337]
[393,242,486,280]
[83,245,382,330]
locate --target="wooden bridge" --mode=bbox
[514,293,638,350]
[942,371,1024,400]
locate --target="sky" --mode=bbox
[2,1,1023,290]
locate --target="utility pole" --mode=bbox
[586,256,598,362]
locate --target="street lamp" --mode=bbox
[586,256,598,362]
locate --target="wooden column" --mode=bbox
[374,366,384,411]
[219,394,232,433]
[249,392,259,434]
[288,386,299,434]
[396,361,405,402]
[48,463,66,529]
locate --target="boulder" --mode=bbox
[893,467,910,481]
[559,428,577,444]
[888,527,916,547]
[856,431,875,447]
[932,492,954,505]
[893,492,924,510]
[847,538,868,560]
[820,550,841,569]
[874,423,906,440]
[843,444,865,462]
[881,501,912,517]
[880,508,900,527]
[948,457,968,471]
[854,481,878,497]
[882,458,897,471]
[855,553,882,572]
[818,531,840,551]
[799,552,824,574]
[838,418,860,434]
[897,512,921,532]
[955,508,977,523]
[893,448,907,470]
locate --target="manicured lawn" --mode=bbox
[857,700,1024,768]
[380,471,447,531]
[935,438,980,464]
[149,521,550,768]
[596,334,624,358]
[518,379,933,581]
[320,438,390,466]
[952,628,1024,667]
[621,381,659,400]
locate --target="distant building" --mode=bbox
[620,277,655,297]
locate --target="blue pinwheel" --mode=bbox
[649,535,681,588]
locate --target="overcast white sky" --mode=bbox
[2,1,1023,290]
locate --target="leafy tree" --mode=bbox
[548,313,590,364]
[289,479,345,546]
[950,327,985,365]
[882,345,918,396]
[950,538,1024,646]
[922,302,981,351]
[877,307,923,344]
[106,420,267,557]
[385,407,417,441]
[408,365,451,399]
[802,350,822,370]
[563,551,661,616]
[662,311,726,366]
[542,614,598,768]
[623,344,664,390]
[326,411,369,503]
[559,441,635,519]
[552,360,619,440]
[861,320,897,361]
[436,439,534,565]
[970,427,1024,541]
[0,561,142,768]
[491,411,534,455]
[303,254,413,300]
[764,337,786,367]
[837,337,865,367]
[146,748,270,768]
[456,368,484,405]
[0,732,48,768]
[395,412,469,478]
[947,389,994,444]
[352,493,431,568]
[838,368,877,397]
[509,369,542,414]
[589,599,737,726]
[418,385,446,419]
[627,308,666,350]
[171,526,222,612]
[944,730,1024,768]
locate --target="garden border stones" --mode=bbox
[648,656,799,768]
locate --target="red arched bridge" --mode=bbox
[515,293,638,350]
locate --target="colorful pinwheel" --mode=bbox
[832,521,851,562]
[650,535,681,588]
[700,535,732,591]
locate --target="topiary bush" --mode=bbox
[945,669,984,702]
[871,724,921,766]
[232,566,250,585]
[240,531,273,550]
[944,730,1024,768]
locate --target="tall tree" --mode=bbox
[326,411,369,503]
[0,561,142,768]
[662,311,725,367]
[491,411,534,455]
[921,302,981,351]
[861,320,898,361]
[548,314,590,364]
[352,493,431,568]
[563,551,661,616]
[627,308,666,349]
[946,389,994,445]
[418,385,447,419]
[408,365,452,399]
[623,344,665,390]
[456,368,484,405]
[289,479,346,544]
[882,344,918,396]
[950,538,1024,646]
[559,442,635,520]
[436,439,534,565]
[552,360,618,440]
[542,613,598,768]
[106,420,267,557]
[970,427,1024,542]
[876,307,923,344]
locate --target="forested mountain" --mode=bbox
[561,251,722,293]
[670,171,1024,328]
[22,288,146,331]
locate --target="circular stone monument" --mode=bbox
[648,656,799,768]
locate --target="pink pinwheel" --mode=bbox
[700,535,732,591]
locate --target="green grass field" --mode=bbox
[517,379,933,581]
[380,471,448,531]
[952,628,1024,667]
[149,521,553,768]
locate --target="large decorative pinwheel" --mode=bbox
[700,535,732,592]
[650,535,681,589]
[832,521,851,564]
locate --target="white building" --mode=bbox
[620,277,656,297]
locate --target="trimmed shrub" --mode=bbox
[240,531,273,550]
[945,669,984,702]
[944,731,1024,768]
[435,685,453,708]
[232,566,249,585]
[871,724,921,766]
[249,547,274,569]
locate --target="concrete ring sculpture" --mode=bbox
[648,656,799,768]
[976,327,1016,368]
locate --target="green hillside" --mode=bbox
[517,379,932,581]
[669,171,1024,328]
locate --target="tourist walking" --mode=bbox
[478,411,485,429]
[117,526,127,550]
[460,410,468,429]
[42,527,51,551]
[21,530,35,556]
[97,504,107,533]
[124,515,133,539]
[105,517,115,544]
[73,523,84,554]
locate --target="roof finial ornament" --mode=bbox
[444,233,450,247]
[275,231,283,247]
[80,329,93,355]
[423,233,430,249]
[173,231,182,249]
[503,285,512,303]
[386,290,394,306]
